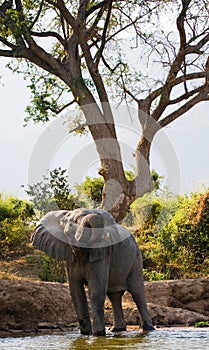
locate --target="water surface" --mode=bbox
[0,328,209,350]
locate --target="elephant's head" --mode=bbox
[31,208,130,262]
[70,209,117,246]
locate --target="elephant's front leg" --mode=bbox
[69,278,92,335]
[65,263,92,335]
[88,257,110,336]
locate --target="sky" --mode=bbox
[0,58,209,199]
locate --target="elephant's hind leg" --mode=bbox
[107,291,126,332]
[127,261,154,331]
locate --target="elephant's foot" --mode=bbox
[81,330,92,335]
[110,326,126,332]
[142,321,155,332]
[79,319,92,335]
[93,329,106,336]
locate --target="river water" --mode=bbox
[0,328,209,350]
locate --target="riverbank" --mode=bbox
[0,278,208,336]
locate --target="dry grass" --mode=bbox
[0,247,43,281]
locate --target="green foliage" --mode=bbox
[151,169,163,193]
[75,176,104,208]
[24,69,71,125]
[38,255,66,283]
[143,269,168,281]
[195,321,209,328]
[124,190,176,228]
[49,167,76,210]
[0,194,34,257]
[133,189,209,280]
[24,167,77,214]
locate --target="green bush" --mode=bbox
[24,167,77,214]
[0,194,34,257]
[75,176,104,208]
[38,255,66,283]
[195,321,209,328]
[133,189,209,280]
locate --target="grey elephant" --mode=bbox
[31,208,154,336]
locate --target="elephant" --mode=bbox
[31,208,154,336]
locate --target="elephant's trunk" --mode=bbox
[86,213,104,228]
[75,213,104,245]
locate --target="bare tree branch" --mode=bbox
[0,36,16,49]
[176,0,191,48]
[159,86,209,128]
[85,1,107,18]
[175,71,209,85]
[46,0,76,28]
[55,99,76,115]
[194,32,209,52]
[0,49,14,57]
[86,2,108,41]
[77,0,88,21]
[0,0,12,14]
[94,0,112,68]
[29,0,44,29]
[168,85,206,105]
[123,85,139,104]
[30,30,66,47]
[140,71,209,108]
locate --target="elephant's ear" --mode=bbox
[31,210,73,261]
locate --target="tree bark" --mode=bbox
[98,132,153,223]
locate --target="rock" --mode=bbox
[144,279,209,317]
[148,304,208,326]
[0,280,77,332]
[0,278,209,334]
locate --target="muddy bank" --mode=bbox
[0,278,208,335]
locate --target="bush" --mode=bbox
[75,176,104,208]
[38,255,66,283]
[133,189,209,280]
[0,194,34,257]
[24,167,77,214]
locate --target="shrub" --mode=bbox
[0,194,34,257]
[75,176,104,208]
[24,167,77,214]
[38,255,66,283]
[134,189,209,280]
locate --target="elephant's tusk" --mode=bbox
[102,232,110,241]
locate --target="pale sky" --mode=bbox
[0,58,209,199]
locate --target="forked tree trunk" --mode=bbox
[69,72,154,222]
[100,135,153,223]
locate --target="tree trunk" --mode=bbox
[100,134,153,223]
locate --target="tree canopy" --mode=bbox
[1,0,209,220]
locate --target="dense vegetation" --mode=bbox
[0,176,208,281]
[131,190,209,280]
[0,194,34,258]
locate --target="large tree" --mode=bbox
[1,0,209,221]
